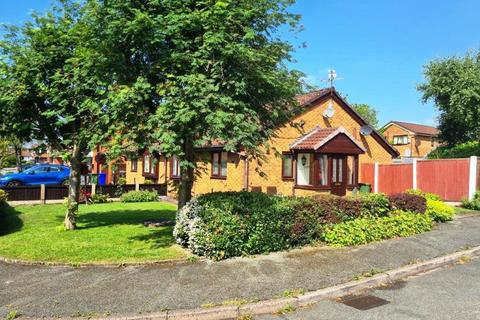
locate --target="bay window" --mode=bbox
[296,153,311,186]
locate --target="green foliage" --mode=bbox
[120,190,159,203]
[175,192,429,260]
[91,193,108,204]
[322,211,433,247]
[418,51,480,145]
[388,193,427,213]
[426,199,454,222]
[406,189,441,201]
[0,189,7,203]
[462,191,480,211]
[117,177,127,185]
[428,141,480,159]
[351,103,379,128]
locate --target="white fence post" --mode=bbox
[412,159,418,190]
[40,184,46,204]
[135,182,140,191]
[469,156,478,200]
[91,183,96,196]
[374,162,379,193]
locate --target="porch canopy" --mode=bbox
[290,126,366,154]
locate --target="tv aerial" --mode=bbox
[320,69,343,88]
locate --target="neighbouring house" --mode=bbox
[380,121,440,160]
[122,88,398,197]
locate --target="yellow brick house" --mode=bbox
[124,88,398,197]
[380,121,439,159]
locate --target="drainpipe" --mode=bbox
[243,155,249,191]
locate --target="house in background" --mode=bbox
[123,88,399,197]
[380,121,439,160]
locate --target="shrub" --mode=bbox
[120,190,159,203]
[426,199,454,222]
[91,193,108,204]
[461,191,480,211]
[322,211,433,247]
[428,141,480,159]
[117,177,127,185]
[405,189,441,201]
[0,189,7,203]
[357,193,391,217]
[388,193,426,214]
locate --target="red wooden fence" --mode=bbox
[417,159,469,201]
[360,157,475,201]
[378,163,413,195]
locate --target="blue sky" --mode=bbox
[1,1,479,127]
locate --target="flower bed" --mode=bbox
[174,190,453,260]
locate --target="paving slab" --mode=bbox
[1,216,480,318]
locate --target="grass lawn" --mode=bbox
[455,206,480,216]
[0,202,188,264]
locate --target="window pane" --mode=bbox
[144,155,150,173]
[338,159,343,182]
[220,152,228,176]
[347,156,355,185]
[282,155,292,177]
[172,157,179,176]
[319,155,328,186]
[296,153,311,186]
[332,159,337,183]
[212,153,219,175]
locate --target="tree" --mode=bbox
[418,51,480,146]
[351,103,379,128]
[94,0,304,208]
[0,1,139,229]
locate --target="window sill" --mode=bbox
[210,176,227,180]
[282,177,294,181]
[294,185,330,191]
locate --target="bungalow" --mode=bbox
[122,88,399,197]
[380,121,439,159]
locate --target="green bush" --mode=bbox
[461,191,480,210]
[322,211,433,247]
[406,189,441,201]
[426,199,454,222]
[91,193,108,204]
[388,193,426,213]
[428,141,480,159]
[175,192,438,260]
[120,190,159,203]
[0,189,7,203]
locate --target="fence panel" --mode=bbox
[378,163,413,195]
[417,159,469,201]
[1,186,41,201]
[360,163,375,186]
[139,184,167,196]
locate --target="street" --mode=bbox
[259,258,480,320]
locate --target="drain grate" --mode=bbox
[338,294,390,310]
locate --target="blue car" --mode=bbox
[0,164,70,187]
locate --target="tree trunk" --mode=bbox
[64,144,83,230]
[178,137,195,209]
[14,144,22,172]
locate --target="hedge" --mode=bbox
[426,199,454,222]
[120,190,159,203]
[322,211,433,247]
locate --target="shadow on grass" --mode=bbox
[0,203,24,236]
[76,209,176,230]
[129,227,177,249]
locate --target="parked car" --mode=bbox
[0,164,70,187]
